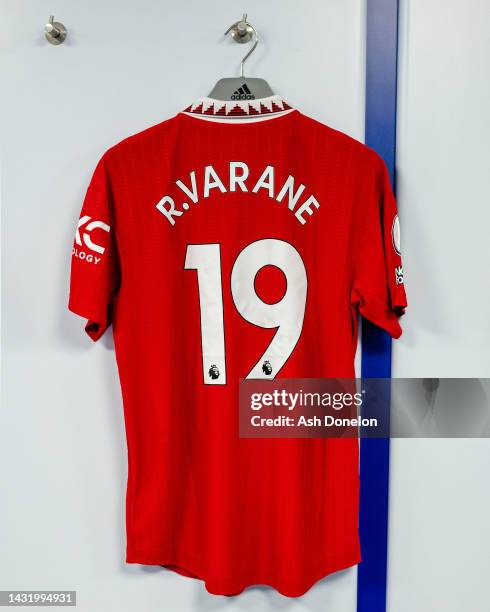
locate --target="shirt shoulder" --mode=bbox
[101,114,181,169]
[295,111,383,170]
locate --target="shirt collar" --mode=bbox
[182,95,293,122]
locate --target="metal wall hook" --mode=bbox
[224,14,259,78]
[44,15,67,45]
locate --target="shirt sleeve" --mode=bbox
[351,153,407,339]
[68,155,120,341]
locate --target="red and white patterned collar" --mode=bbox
[181,95,294,123]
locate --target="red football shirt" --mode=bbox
[69,96,406,596]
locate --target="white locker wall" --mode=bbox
[390,1,490,611]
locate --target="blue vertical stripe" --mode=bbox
[358,1,399,612]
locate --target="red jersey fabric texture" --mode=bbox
[69,96,407,597]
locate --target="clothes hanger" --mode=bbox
[208,14,274,101]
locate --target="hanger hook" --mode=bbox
[44,14,67,45]
[224,14,259,78]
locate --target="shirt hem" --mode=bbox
[126,553,361,597]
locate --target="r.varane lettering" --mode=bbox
[155,162,320,226]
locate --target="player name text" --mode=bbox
[155,162,321,226]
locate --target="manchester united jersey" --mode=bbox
[69,95,407,596]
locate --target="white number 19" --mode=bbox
[184,239,307,385]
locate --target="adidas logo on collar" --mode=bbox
[231,84,254,100]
